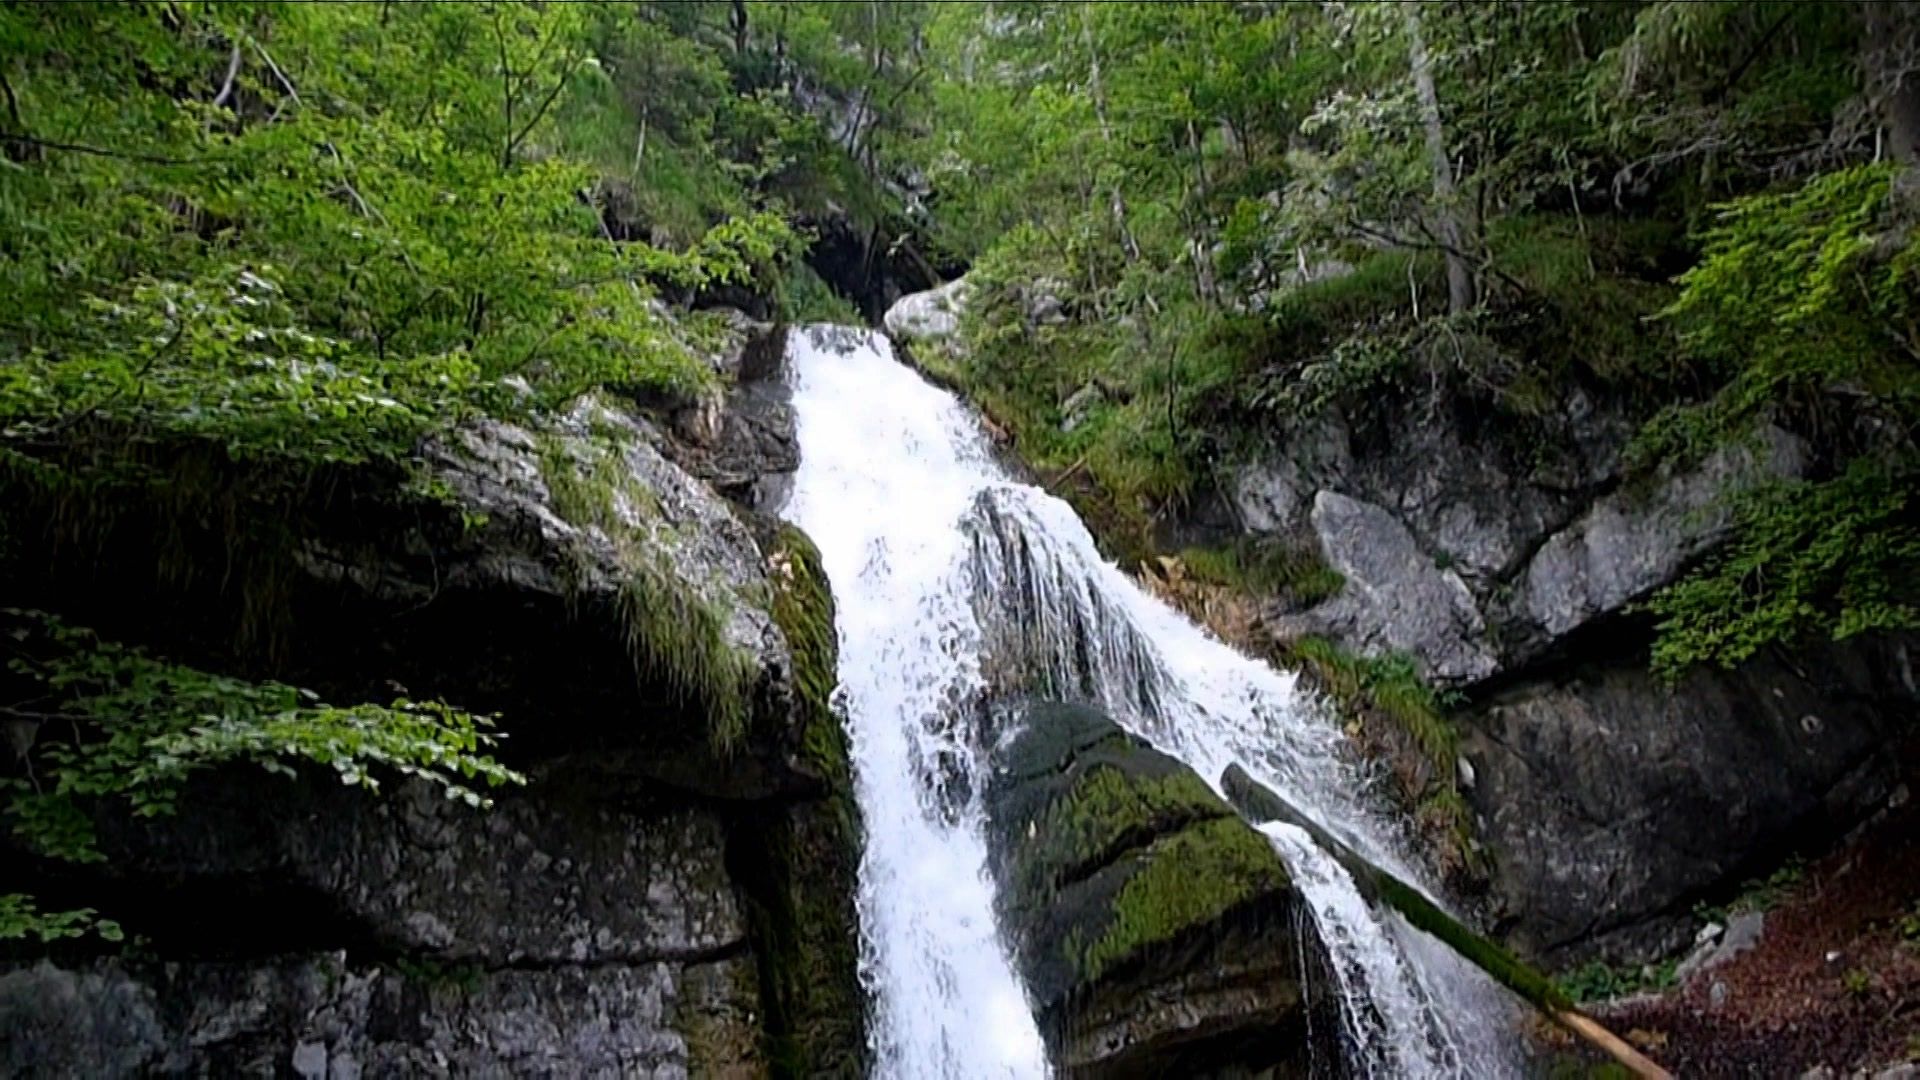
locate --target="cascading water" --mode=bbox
[778,324,1522,1078]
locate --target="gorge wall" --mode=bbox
[0,318,865,1076]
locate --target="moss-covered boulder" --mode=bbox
[985,701,1344,1077]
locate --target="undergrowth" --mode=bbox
[1556,957,1680,1004]
[1177,537,1345,608]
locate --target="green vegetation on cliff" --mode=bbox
[0,1,906,952]
[536,424,756,752]
[901,1,1919,670]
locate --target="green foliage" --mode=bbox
[1843,967,1875,997]
[1286,638,1459,780]
[0,894,123,945]
[0,1,808,499]
[1622,165,1920,674]
[1555,957,1679,1004]
[2,609,523,865]
[777,263,863,326]
[1648,462,1920,677]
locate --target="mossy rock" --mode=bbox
[984,701,1342,1077]
[731,523,868,1078]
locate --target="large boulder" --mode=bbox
[1269,490,1499,685]
[1516,426,1804,641]
[983,701,1343,1077]
[883,276,972,342]
[1464,636,1908,965]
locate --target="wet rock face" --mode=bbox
[983,701,1344,1078]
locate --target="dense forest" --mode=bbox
[1,2,1916,1073]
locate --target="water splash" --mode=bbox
[779,325,1521,1077]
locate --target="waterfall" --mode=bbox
[778,325,1522,1078]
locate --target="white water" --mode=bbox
[779,325,1521,1078]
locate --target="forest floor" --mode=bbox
[1592,779,1920,1078]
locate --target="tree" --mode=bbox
[1403,3,1476,313]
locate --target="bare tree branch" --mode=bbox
[211,42,244,108]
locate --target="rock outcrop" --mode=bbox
[1464,635,1905,962]
[0,323,865,1076]
[1217,373,1914,966]
[983,701,1343,1078]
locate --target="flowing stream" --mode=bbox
[777,324,1521,1078]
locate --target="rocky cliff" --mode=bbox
[1227,376,1912,964]
[892,279,1916,970]
[0,318,866,1077]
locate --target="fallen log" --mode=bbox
[1221,764,1673,1080]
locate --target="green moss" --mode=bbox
[390,956,484,993]
[1076,816,1288,982]
[1041,765,1221,881]
[766,525,852,791]
[737,524,867,1078]
[1178,538,1345,607]
[615,561,753,752]
[535,426,753,752]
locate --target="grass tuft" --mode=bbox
[536,424,754,752]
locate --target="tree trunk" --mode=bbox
[1222,766,1675,1080]
[1862,1,1920,165]
[1081,3,1142,262]
[1404,4,1477,314]
[730,0,749,55]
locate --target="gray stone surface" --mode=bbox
[1675,911,1766,982]
[1271,490,1499,685]
[0,954,760,1078]
[883,276,972,341]
[426,395,787,673]
[1463,638,1903,964]
[1213,365,1910,967]
[1521,427,1806,638]
[104,772,747,965]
